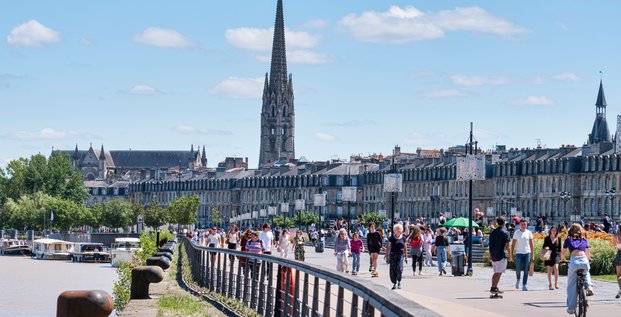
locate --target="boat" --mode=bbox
[110,237,141,267]
[0,239,32,255]
[32,238,73,260]
[69,242,111,263]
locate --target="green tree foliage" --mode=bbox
[96,199,133,229]
[0,192,90,231]
[0,152,88,205]
[358,211,387,226]
[209,208,222,225]
[144,200,167,229]
[168,195,199,226]
[271,214,294,229]
[293,211,320,227]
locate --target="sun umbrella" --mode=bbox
[442,217,479,228]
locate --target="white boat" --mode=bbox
[69,242,111,263]
[1,239,31,255]
[110,237,141,267]
[32,238,72,260]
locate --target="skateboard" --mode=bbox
[371,271,379,278]
[490,292,503,299]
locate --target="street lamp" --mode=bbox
[606,187,615,221]
[559,191,571,225]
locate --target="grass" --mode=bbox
[157,295,207,317]
[591,274,620,282]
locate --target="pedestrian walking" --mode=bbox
[350,232,364,275]
[511,219,534,291]
[259,223,274,255]
[279,229,291,258]
[385,224,407,289]
[422,226,435,267]
[488,216,513,298]
[245,231,265,279]
[367,223,383,274]
[406,225,423,276]
[613,226,621,299]
[292,230,306,261]
[334,228,351,273]
[542,226,561,290]
[433,227,450,276]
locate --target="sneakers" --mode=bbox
[397,282,401,289]
[391,284,397,290]
[522,285,528,291]
[616,290,621,299]
[441,268,447,275]
[515,280,520,289]
[567,308,575,315]
[586,287,594,296]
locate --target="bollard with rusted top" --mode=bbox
[56,290,113,317]
[130,266,164,299]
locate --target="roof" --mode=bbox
[57,149,198,169]
[114,237,140,243]
[34,238,70,244]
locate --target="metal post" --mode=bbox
[322,281,331,317]
[391,152,396,234]
[467,122,474,275]
[302,273,309,317]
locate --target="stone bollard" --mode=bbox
[153,251,173,261]
[130,266,164,299]
[56,290,113,317]
[146,256,171,270]
[158,246,174,254]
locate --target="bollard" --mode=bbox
[130,266,164,299]
[146,256,171,270]
[56,290,113,317]
[158,246,174,254]
[153,251,173,261]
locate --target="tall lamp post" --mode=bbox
[465,122,478,276]
[559,191,571,225]
[606,187,616,221]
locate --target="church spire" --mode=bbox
[588,79,611,144]
[269,0,288,90]
[596,79,607,108]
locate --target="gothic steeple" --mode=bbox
[99,144,106,161]
[588,79,611,144]
[201,146,207,167]
[259,0,295,167]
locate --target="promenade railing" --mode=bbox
[181,236,439,317]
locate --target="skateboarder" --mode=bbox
[488,216,513,298]
[367,223,383,274]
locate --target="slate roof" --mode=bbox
[59,149,197,169]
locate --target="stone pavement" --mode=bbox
[302,246,621,317]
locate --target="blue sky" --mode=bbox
[1,1,620,168]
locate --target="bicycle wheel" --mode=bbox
[576,282,587,317]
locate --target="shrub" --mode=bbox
[112,261,131,312]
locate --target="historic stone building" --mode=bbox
[259,0,295,167]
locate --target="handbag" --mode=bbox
[528,261,535,276]
[540,249,551,261]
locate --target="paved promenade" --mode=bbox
[302,246,620,317]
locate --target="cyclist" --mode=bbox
[560,223,594,315]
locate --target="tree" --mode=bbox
[293,211,320,227]
[168,195,199,226]
[358,211,387,227]
[271,214,294,229]
[98,199,133,229]
[144,200,167,229]
[209,208,222,226]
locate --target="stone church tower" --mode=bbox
[588,80,611,144]
[259,0,295,167]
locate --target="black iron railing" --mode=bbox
[181,236,439,317]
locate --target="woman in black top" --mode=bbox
[433,227,450,275]
[542,226,561,290]
[366,223,383,272]
[384,224,408,289]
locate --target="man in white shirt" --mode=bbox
[259,223,274,255]
[511,219,534,291]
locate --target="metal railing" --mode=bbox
[181,236,439,317]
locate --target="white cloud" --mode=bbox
[225,27,320,51]
[134,27,196,48]
[422,89,470,98]
[173,125,233,136]
[315,132,337,142]
[339,6,527,44]
[79,37,94,46]
[128,84,161,95]
[8,128,98,140]
[451,74,510,87]
[402,132,435,146]
[302,19,330,29]
[209,77,263,99]
[512,96,555,106]
[554,72,580,82]
[6,20,61,47]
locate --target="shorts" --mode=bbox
[492,259,507,273]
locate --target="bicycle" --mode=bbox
[561,260,589,317]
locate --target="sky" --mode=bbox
[1,0,620,168]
